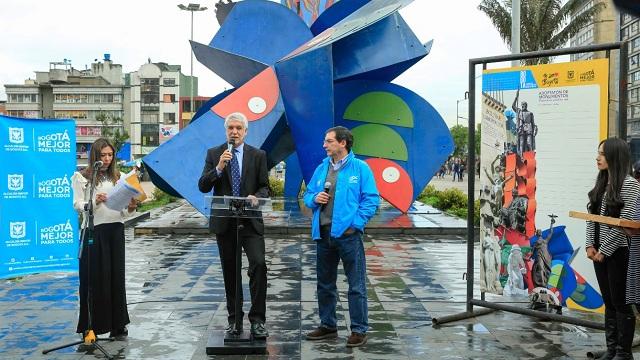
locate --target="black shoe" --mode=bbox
[225,323,242,334]
[109,326,128,339]
[250,322,269,339]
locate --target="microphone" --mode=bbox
[94,160,103,168]
[225,139,235,164]
[321,181,331,211]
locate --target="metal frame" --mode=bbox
[432,42,628,329]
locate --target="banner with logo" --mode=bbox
[0,115,78,279]
[479,59,609,313]
[159,124,179,143]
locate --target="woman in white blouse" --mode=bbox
[72,138,136,340]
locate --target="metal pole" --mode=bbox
[466,60,476,313]
[470,299,604,330]
[190,9,194,121]
[511,0,520,66]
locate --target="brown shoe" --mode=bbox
[306,326,338,340]
[346,332,367,347]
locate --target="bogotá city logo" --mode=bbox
[541,72,559,87]
[38,175,71,199]
[8,174,23,191]
[40,220,74,245]
[10,221,26,239]
[37,130,71,153]
[4,174,28,199]
[9,127,24,143]
[580,70,595,82]
[5,127,29,152]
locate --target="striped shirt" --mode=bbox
[585,176,640,257]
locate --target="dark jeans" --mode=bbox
[317,226,368,334]
[594,246,633,315]
[216,219,267,324]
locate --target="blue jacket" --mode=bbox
[303,151,380,240]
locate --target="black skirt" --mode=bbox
[76,222,130,335]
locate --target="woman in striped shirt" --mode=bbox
[586,137,640,360]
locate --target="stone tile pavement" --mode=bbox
[1,224,612,359]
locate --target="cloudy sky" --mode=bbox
[0,0,511,127]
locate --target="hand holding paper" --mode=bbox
[105,180,141,211]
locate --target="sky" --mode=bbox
[0,0,512,128]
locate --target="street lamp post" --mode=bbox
[178,3,207,124]
[456,91,470,126]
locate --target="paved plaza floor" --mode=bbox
[0,204,616,360]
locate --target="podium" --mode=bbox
[204,196,292,355]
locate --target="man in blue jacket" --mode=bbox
[303,126,379,347]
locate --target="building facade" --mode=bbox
[569,0,619,135]
[179,96,210,129]
[125,62,198,158]
[4,57,126,165]
[621,11,640,143]
[4,58,198,164]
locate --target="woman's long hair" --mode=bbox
[588,138,631,218]
[81,138,120,184]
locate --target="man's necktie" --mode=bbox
[230,149,241,196]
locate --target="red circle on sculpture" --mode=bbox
[365,158,413,213]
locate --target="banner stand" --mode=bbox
[433,42,627,331]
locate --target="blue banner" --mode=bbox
[0,115,78,278]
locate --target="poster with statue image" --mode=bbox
[480,59,609,313]
[0,115,78,279]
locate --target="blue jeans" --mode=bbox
[316,228,368,334]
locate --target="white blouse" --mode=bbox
[71,171,135,227]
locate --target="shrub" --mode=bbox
[137,188,177,212]
[436,188,467,211]
[269,176,284,197]
[417,185,480,226]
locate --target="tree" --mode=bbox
[450,124,468,158]
[96,112,129,152]
[449,124,482,158]
[478,0,605,65]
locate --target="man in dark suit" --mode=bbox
[198,112,270,338]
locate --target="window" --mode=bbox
[141,124,159,147]
[141,78,160,105]
[8,110,39,118]
[54,110,88,119]
[163,113,176,124]
[163,78,176,86]
[141,112,159,124]
[163,94,176,103]
[9,94,38,103]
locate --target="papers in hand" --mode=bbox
[104,172,146,210]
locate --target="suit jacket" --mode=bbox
[198,143,270,234]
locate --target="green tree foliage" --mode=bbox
[450,124,468,158]
[450,123,481,159]
[269,176,284,197]
[96,112,129,152]
[478,0,605,65]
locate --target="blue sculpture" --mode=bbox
[144,0,453,214]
